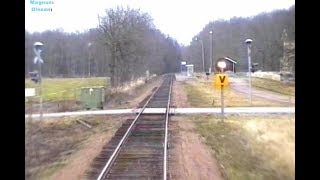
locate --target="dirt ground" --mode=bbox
[169,80,224,180]
[169,118,224,180]
[25,116,127,180]
[49,130,118,180]
[171,81,190,108]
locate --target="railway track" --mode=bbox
[86,74,174,180]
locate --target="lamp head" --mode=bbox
[245,39,253,44]
[33,42,44,51]
[217,61,227,69]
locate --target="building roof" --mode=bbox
[224,57,237,64]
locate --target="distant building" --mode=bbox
[214,57,238,73]
[180,61,188,76]
[186,64,194,77]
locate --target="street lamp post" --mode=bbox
[195,37,205,73]
[209,30,213,74]
[88,42,92,77]
[33,42,44,120]
[245,39,253,106]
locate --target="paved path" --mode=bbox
[25,107,294,119]
[229,76,295,105]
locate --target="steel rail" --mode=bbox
[163,75,173,180]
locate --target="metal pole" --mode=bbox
[210,31,213,73]
[34,42,44,120]
[88,43,92,77]
[221,68,224,122]
[190,51,193,69]
[39,59,43,121]
[88,51,91,77]
[247,44,252,106]
[201,40,205,73]
[221,85,224,122]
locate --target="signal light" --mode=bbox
[251,63,259,73]
[29,71,40,84]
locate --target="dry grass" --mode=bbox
[251,77,295,96]
[184,80,285,107]
[104,76,161,109]
[25,115,125,180]
[190,115,295,180]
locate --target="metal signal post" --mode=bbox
[215,60,228,122]
[33,42,44,120]
[245,39,253,106]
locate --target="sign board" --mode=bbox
[214,74,229,86]
[34,56,43,64]
[25,88,36,97]
[181,61,187,65]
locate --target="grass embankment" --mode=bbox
[183,80,285,107]
[251,77,295,96]
[25,115,124,179]
[25,77,109,102]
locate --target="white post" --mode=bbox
[221,66,224,122]
[245,39,253,106]
[201,40,205,73]
[39,61,43,120]
[210,30,213,74]
[34,42,44,121]
[248,45,252,105]
[195,37,205,73]
[217,61,226,122]
[221,84,224,122]
[88,42,92,77]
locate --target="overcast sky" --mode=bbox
[25,0,295,45]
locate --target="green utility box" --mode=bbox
[80,86,105,110]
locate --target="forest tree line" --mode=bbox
[25,6,182,86]
[25,5,295,86]
[182,5,295,72]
